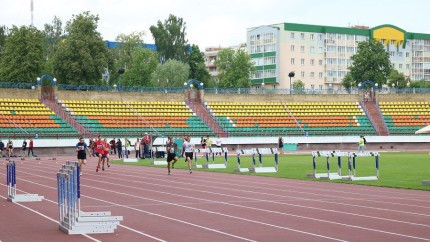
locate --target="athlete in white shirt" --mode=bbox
[182,136,195,174]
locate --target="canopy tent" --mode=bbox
[415,125,430,134]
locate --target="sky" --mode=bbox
[1,0,429,50]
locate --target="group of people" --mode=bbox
[0,139,34,158]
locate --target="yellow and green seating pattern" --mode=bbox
[60,100,212,136]
[379,101,430,134]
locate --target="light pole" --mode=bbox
[118,68,125,92]
[288,71,295,94]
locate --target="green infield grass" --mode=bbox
[112,152,430,191]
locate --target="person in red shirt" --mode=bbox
[102,138,111,170]
[94,136,104,172]
[27,139,34,157]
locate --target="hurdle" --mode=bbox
[250,148,278,173]
[57,161,123,234]
[201,147,229,169]
[193,148,208,169]
[152,146,167,165]
[422,180,430,186]
[234,148,257,172]
[309,151,350,180]
[6,160,44,202]
[343,152,379,181]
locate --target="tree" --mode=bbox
[52,11,109,85]
[0,26,45,82]
[348,40,392,86]
[292,79,305,90]
[0,25,8,55]
[187,44,210,85]
[120,48,159,87]
[387,70,407,88]
[150,14,189,63]
[342,72,355,91]
[215,48,255,88]
[43,16,64,74]
[410,80,430,88]
[151,59,189,87]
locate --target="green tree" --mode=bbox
[150,14,189,63]
[43,16,64,74]
[0,25,8,55]
[52,11,109,85]
[0,25,45,82]
[215,48,255,88]
[387,70,407,88]
[349,40,392,86]
[342,72,355,91]
[121,48,159,87]
[151,59,189,87]
[187,44,210,85]
[292,79,305,90]
[410,80,430,88]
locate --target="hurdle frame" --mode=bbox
[152,146,168,165]
[234,148,257,172]
[6,160,44,203]
[309,151,350,180]
[57,161,123,234]
[343,152,379,181]
[251,148,279,173]
[202,147,229,169]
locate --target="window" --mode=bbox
[290,32,295,39]
[389,51,395,57]
[300,46,305,53]
[310,59,315,66]
[310,46,315,53]
[301,33,305,40]
[291,45,295,52]
[390,40,395,45]
[311,84,315,89]
[291,58,295,65]
[406,52,410,58]
[319,60,323,65]
[319,34,323,41]
[301,71,305,78]
[319,72,323,79]
[310,72,315,78]
[406,64,410,69]
[319,85,323,90]
[310,34,314,40]
[399,64,403,69]
[301,59,305,65]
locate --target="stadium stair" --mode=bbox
[361,100,388,136]
[40,98,92,138]
[186,100,228,137]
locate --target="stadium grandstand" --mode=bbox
[1,81,429,143]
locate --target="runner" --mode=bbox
[103,138,111,170]
[7,139,14,157]
[22,139,27,157]
[76,137,90,176]
[166,137,179,175]
[183,136,195,174]
[94,136,104,172]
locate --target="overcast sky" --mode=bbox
[1,0,429,50]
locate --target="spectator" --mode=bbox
[116,138,123,159]
[28,139,34,157]
[358,135,366,154]
[143,133,151,158]
[215,137,222,156]
[278,137,284,155]
[22,139,27,157]
[0,140,4,157]
[110,138,117,155]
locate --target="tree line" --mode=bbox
[0,12,255,88]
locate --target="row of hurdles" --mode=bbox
[5,160,123,235]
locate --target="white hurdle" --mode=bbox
[6,160,44,203]
[344,152,379,181]
[57,161,123,234]
[202,147,229,169]
[152,146,167,165]
[234,148,257,172]
[309,151,350,180]
[422,180,430,186]
[251,148,279,173]
[193,148,208,168]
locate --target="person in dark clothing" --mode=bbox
[0,140,4,157]
[27,139,34,157]
[109,139,117,155]
[116,138,123,159]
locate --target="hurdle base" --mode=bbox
[122,158,138,162]
[234,168,250,172]
[422,180,430,186]
[251,167,277,173]
[59,224,117,235]
[308,172,339,179]
[207,164,227,169]
[8,194,44,203]
[194,164,203,169]
[320,174,350,180]
[152,160,167,165]
[344,176,378,181]
[79,211,112,216]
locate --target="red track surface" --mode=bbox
[1,156,430,242]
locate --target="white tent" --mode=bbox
[415,125,430,134]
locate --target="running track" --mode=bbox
[1,156,430,242]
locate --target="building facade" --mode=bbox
[247,23,430,90]
[204,43,247,82]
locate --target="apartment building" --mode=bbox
[247,23,430,90]
[204,43,247,82]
